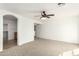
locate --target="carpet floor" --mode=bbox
[0,38,79,56]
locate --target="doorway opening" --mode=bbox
[34,24,40,40]
[3,15,17,49]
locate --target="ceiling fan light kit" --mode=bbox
[40,17,47,20]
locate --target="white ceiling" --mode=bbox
[0,3,79,20]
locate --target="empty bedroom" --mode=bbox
[0,3,79,56]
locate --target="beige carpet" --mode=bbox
[0,38,79,56]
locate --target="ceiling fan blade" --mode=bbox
[47,16,50,18]
[47,14,55,16]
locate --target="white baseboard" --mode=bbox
[36,37,79,44]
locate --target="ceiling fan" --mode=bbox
[35,3,65,20]
[40,11,55,19]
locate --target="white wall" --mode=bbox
[36,16,78,44]
[0,16,3,51]
[77,16,79,43]
[3,18,17,40]
[3,24,8,31]
[18,17,34,45]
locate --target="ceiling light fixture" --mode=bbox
[40,17,47,20]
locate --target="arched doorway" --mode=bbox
[3,15,17,49]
